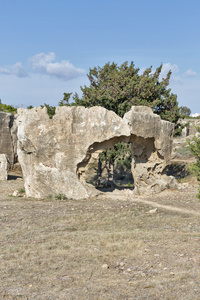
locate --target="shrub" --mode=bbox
[55,193,68,200]
[187,127,200,199]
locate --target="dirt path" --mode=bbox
[133,197,200,216]
[98,186,200,217]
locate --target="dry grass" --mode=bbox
[0,175,200,299]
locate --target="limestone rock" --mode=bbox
[179,119,200,137]
[17,105,175,199]
[0,154,9,180]
[0,111,18,168]
[17,106,130,199]
[123,106,175,194]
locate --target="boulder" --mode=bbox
[17,106,130,199]
[0,154,9,180]
[0,111,18,168]
[123,106,175,194]
[17,106,175,199]
[179,119,200,137]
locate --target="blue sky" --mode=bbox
[0,0,200,113]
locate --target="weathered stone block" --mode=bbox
[17,106,175,199]
[0,154,9,180]
[0,111,18,168]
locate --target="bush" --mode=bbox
[0,100,17,113]
[187,127,200,198]
[55,193,68,200]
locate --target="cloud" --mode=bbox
[191,113,200,118]
[183,69,197,77]
[160,63,179,77]
[158,62,182,84]
[0,62,28,77]
[29,52,85,80]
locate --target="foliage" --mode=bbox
[58,92,72,106]
[40,93,73,119]
[100,142,132,170]
[98,142,132,185]
[0,99,17,113]
[73,61,181,184]
[176,143,192,158]
[41,103,56,119]
[55,193,68,200]
[187,127,200,199]
[179,106,191,118]
[74,61,180,123]
[18,188,25,194]
[174,121,190,137]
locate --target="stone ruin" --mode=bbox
[16,105,175,199]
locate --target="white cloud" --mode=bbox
[160,63,179,77]
[191,113,200,118]
[158,62,182,84]
[183,69,197,77]
[29,52,85,80]
[0,62,28,77]
[139,63,180,83]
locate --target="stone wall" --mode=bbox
[16,106,175,199]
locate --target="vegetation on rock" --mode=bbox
[72,61,181,185]
[73,61,180,123]
[0,99,17,114]
[179,106,191,118]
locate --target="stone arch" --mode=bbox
[76,136,133,189]
[16,105,176,199]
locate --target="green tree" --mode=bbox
[41,103,56,119]
[74,61,180,186]
[187,127,200,199]
[180,106,191,118]
[58,92,72,106]
[74,61,180,123]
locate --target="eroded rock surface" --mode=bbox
[17,106,175,199]
[0,111,18,168]
[17,106,130,199]
[0,154,9,180]
[124,106,175,193]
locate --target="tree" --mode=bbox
[187,127,200,199]
[40,103,56,119]
[180,106,191,118]
[58,92,72,106]
[74,61,180,123]
[73,61,181,186]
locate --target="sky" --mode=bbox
[0,0,200,114]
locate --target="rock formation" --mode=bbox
[0,111,18,168]
[124,106,175,193]
[179,119,200,137]
[17,106,175,199]
[0,154,9,180]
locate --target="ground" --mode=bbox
[0,168,200,300]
